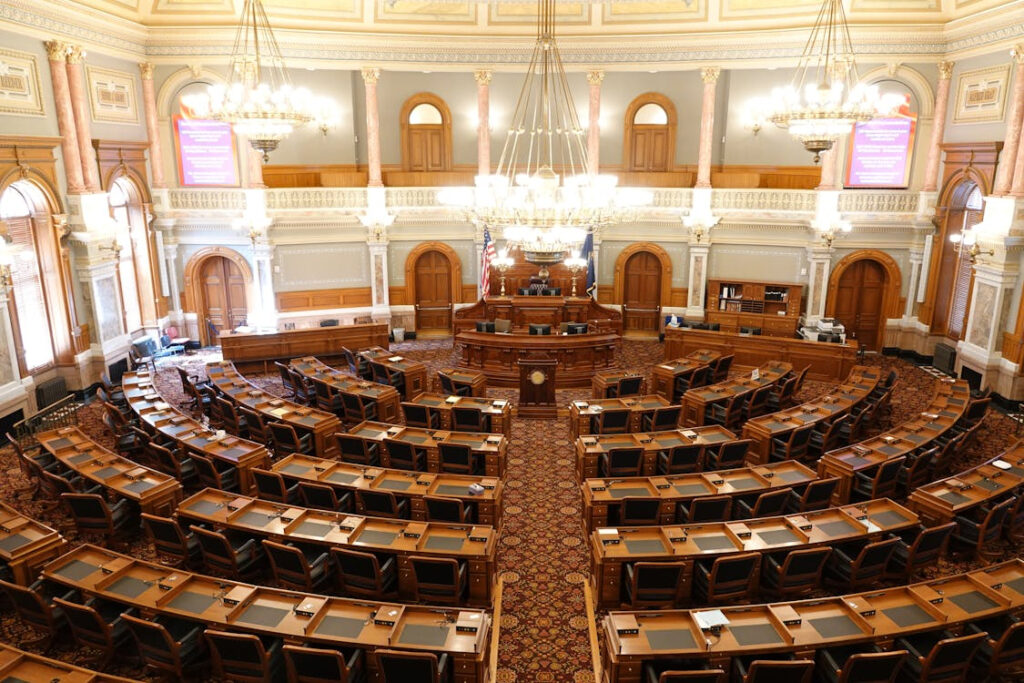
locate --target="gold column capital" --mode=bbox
[44,40,69,62]
[139,62,154,79]
[1013,46,1024,65]
[474,69,492,86]
[938,61,954,80]
[66,45,85,64]
[586,69,605,86]
[361,67,380,84]
[700,66,721,84]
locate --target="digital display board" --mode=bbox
[844,114,916,189]
[174,116,239,187]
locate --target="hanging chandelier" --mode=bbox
[182,0,336,162]
[750,0,901,162]
[440,0,650,265]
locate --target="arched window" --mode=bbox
[947,187,984,339]
[0,184,56,373]
[623,93,677,172]
[108,176,158,335]
[400,93,453,172]
[109,180,142,333]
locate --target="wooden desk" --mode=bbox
[206,361,342,458]
[581,461,817,532]
[454,295,623,334]
[819,378,971,503]
[592,370,647,400]
[271,453,504,527]
[907,441,1024,525]
[601,559,1024,682]
[36,428,182,516]
[359,348,429,400]
[349,421,508,478]
[590,498,918,608]
[664,327,857,382]
[438,367,488,397]
[650,349,722,400]
[122,370,271,494]
[681,362,793,427]
[454,329,621,388]
[404,393,512,439]
[569,396,673,440]
[742,366,882,464]
[220,323,389,373]
[289,356,401,423]
[0,643,135,682]
[575,426,737,481]
[0,501,66,585]
[43,545,490,682]
[177,488,498,606]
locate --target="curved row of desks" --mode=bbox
[570,395,675,440]
[601,558,1024,681]
[681,362,793,427]
[649,349,723,400]
[347,420,508,478]
[42,544,491,682]
[0,500,66,585]
[289,355,402,422]
[178,488,498,606]
[0,643,134,682]
[575,425,739,482]
[400,393,513,439]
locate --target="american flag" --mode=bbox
[481,228,496,297]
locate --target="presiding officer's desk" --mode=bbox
[0,500,67,585]
[569,395,674,440]
[206,361,342,458]
[403,393,513,439]
[590,498,919,608]
[122,370,271,494]
[650,349,723,400]
[454,329,621,388]
[349,420,508,478]
[36,427,182,516]
[289,356,402,423]
[177,488,498,606]
[581,461,817,532]
[271,453,504,527]
[0,643,135,682]
[664,326,859,382]
[681,362,793,427]
[601,559,1024,683]
[908,440,1024,525]
[454,294,624,334]
[818,378,972,503]
[42,544,491,682]
[742,365,882,465]
[219,322,389,373]
[575,426,738,481]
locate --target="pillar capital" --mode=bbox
[139,62,154,79]
[938,61,954,80]
[586,69,605,86]
[66,45,85,65]
[700,66,721,84]
[473,69,492,86]
[1012,46,1024,65]
[361,67,380,84]
[44,40,69,62]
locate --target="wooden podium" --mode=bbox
[517,355,557,419]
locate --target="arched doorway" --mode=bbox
[414,250,453,333]
[826,250,902,352]
[933,183,982,340]
[623,251,663,334]
[108,176,159,335]
[623,93,677,172]
[400,94,453,172]
[198,256,248,345]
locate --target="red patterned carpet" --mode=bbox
[0,339,1020,682]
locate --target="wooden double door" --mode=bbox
[407,125,447,172]
[628,126,671,172]
[199,256,248,345]
[414,250,453,333]
[833,259,885,350]
[623,251,662,335]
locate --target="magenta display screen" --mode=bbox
[174,116,239,187]
[844,115,916,189]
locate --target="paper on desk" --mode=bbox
[695,610,730,630]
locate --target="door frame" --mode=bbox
[405,242,462,331]
[622,93,677,172]
[825,249,902,351]
[613,242,673,307]
[183,247,256,344]
[399,93,453,172]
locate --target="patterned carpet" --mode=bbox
[0,339,1021,682]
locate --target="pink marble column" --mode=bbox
[362,67,383,187]
[44,41,85,194]
[923,61,954,192]
[138,62,166,188]
[474,69,492,176]
[587,69,604,175]
[695,67,720,189]
[1011,121,1024,196]
[816,148,837,190]
[994,48,1024,195]
[65,45,100,192]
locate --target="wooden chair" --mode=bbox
[609,375,644,398]
[734,487,791,519]
[341,392,378,424]
[438,442,480,475]
[342,346,371,379]
[191,452,240,492]
[150,442,199,489]
[620,498,662,526]
[101,372,127,405]
[787,477,839,513]
[335,432,380,466]
[409,555,468,605]
[439,372,471,397]
[792,365,810,395]
[733,659,814,683]
[205,629,284,683]
[711,355,734,382]
[930,432,964,477]
[298,481,353,512]
[141,513,202,568]
[898,447,936,496]
[452,406,491,432]
[657,444,704,475]
[262,540,332,592]
[275,361,298,399]
[850,457,905,502]
[289,369,314,406]
[355,489,409,518]
[887,522,954,580]
[641,667,726,683]
[825,537,899,590]
[600,447,644,477]
[838,405,869,444]
[765,376,798,412]
[269,421,314,456]
[53,597,133,670]
[742,384,774,420]
[953,497,1013,561]
[252,468,301,504]
[312,381,344,416]
[705,395,744,430]
[61,493,135,546]
[673,367,709,402]
[122,613,206,679]
[643,405,683,432]
[706,439,751,470]
[591,408,632,435]
[624,561,687,608]
[893,630,985,682]
[402,402,441,429]
[816,648,906,683]
[971,618,1024,678]
[809,414,848,457]
[424,495,474,523]
[768,423,816,463]
[0,579,67,651]
[190,524,263,579]
[330,547,398,599]
[239,406,270,446]
[692,552,759,604]
[384,437,428,471]
[376,649,449,683]
[282,644,364,683]
[761,546,831,599]
[678,495,731,524]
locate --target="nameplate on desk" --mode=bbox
[851,444,871,455]
[710,478,724,486]
[589,483,607,492]
[456,611,482,634]
[280,508,304,523]
[682,430,698,439]
[651,477,671,490]
[363,469,382,480]
[611,613,640,636]
[846,597,875,617]
[597,528,620,545]
[226,497,250,512]
[468,527,489,543]
[774,604,803,627]
[99,557,131,575]
[480,479,498,490]
[374,607,401,626]
[294,600,321,617]
[669,532,688,543]
[403,523,427,539]
[222,586,251,606]
[694,609,730,631]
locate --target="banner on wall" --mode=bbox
[173,115,240,187]
[844,96,917,189]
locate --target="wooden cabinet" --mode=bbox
[706,279,802,337]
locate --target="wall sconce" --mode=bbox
[0,222,24,293]
[98,238,122,259]
[950,226,994,263]
[741,99,768,136]
[815,220,851,248]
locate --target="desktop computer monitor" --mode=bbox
[529,324,551,335]
[568,323,589,335]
